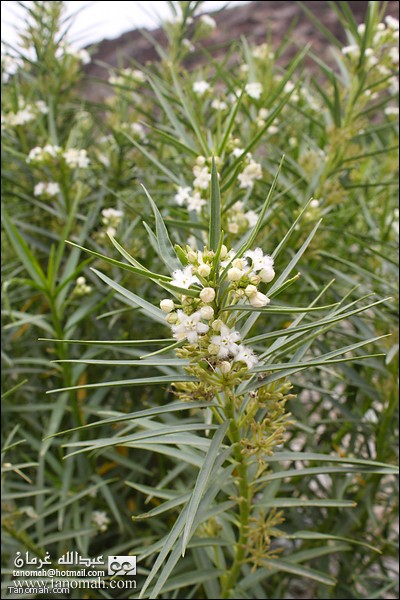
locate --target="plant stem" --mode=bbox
[221,390,251,599]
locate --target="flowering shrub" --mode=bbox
[1,2,398,599]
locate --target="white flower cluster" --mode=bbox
[226,200,258,235]
[55,43,91,65]
[108,68,146,86]
[63,148,90,168]
[2,98,48,128]
[252,43,274,61]
[245,82,263,100]
[74,276,92,297]
[1,53,22,82]
[121,121,146,140]
[91,510,110,532]
[199,14,217,31]
[34,181,60,198]
[343,17,399,76]
[160,244,276,372]
[237,156,263,189]
[101,208,124,237]
[26,146,90,168]
[193,80,211,96]
[211,99,228,111]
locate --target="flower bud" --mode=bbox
[200,305,214,320]
[211,319,223,331]
[187,250,198,263]
[232,258,245,269]
[244,284,258,298]
[220,361,231,374]
[198,263,211,277]
[160,299,175,313]
[228,267,243,281]
[195,155,206,166]
[228,222,239,234]
[166,312,178,324]
[249,275,261,285]
[200,287,215,303]
[77,276,86,286]
[249,291,270,308]
[259,267,275,283]
[220,245,228,258]
[208,343,220,355]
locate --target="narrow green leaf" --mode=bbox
[209,157,221,251]
[182,421,229,556]
[141,184,180,271]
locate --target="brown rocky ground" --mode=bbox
[84,0,399,98]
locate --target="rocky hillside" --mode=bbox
[84,1,399,97]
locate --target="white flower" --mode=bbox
[357,24,366,35]
[238,160,262,189]
[160,299,175,313]
[220,249,235,269]
[187,191,207,213]
[130,122,146,139]
[228,222,239,234]
[33,181,60,197]
[171,310,209,343]
[174,186,192,206]
[35,100,48,114]
[46,182,60,196]
[284,81,295,93]
[252,43,273,60]
[75,276,92,296]
[244,248,274,276]
[248,291,270,308]
[34,182,46,196]
[245,82,263,99]
[385,16,399,30]
[388,46,399,65]
[171,266,199,289]
[389,76,399,94]
[385,106,399,116]
[310,199,320,208]
[199,14,217,29]
[219,361,231,374]
[231,147,246,158]
[200,287,215,303]
[200,305,214,320]
[91,510,110,533]
[102,208,124,220]
[234,344,259,369]
[342,44,360,58]
[43,144,61,157]
[245,210,258,227]
[193,165,211,190]
[63,148,90,168]
[102,208,123,233]
[76,49,91,64]
[182,38,195,52]
[198,263,211,277]
[27,147,44,163]
[210,324,241,358]
[130,69,146,82]
[211,99,228,111]
[227,267,244,282]
[12,108,35,126]
[193,80,210,96]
